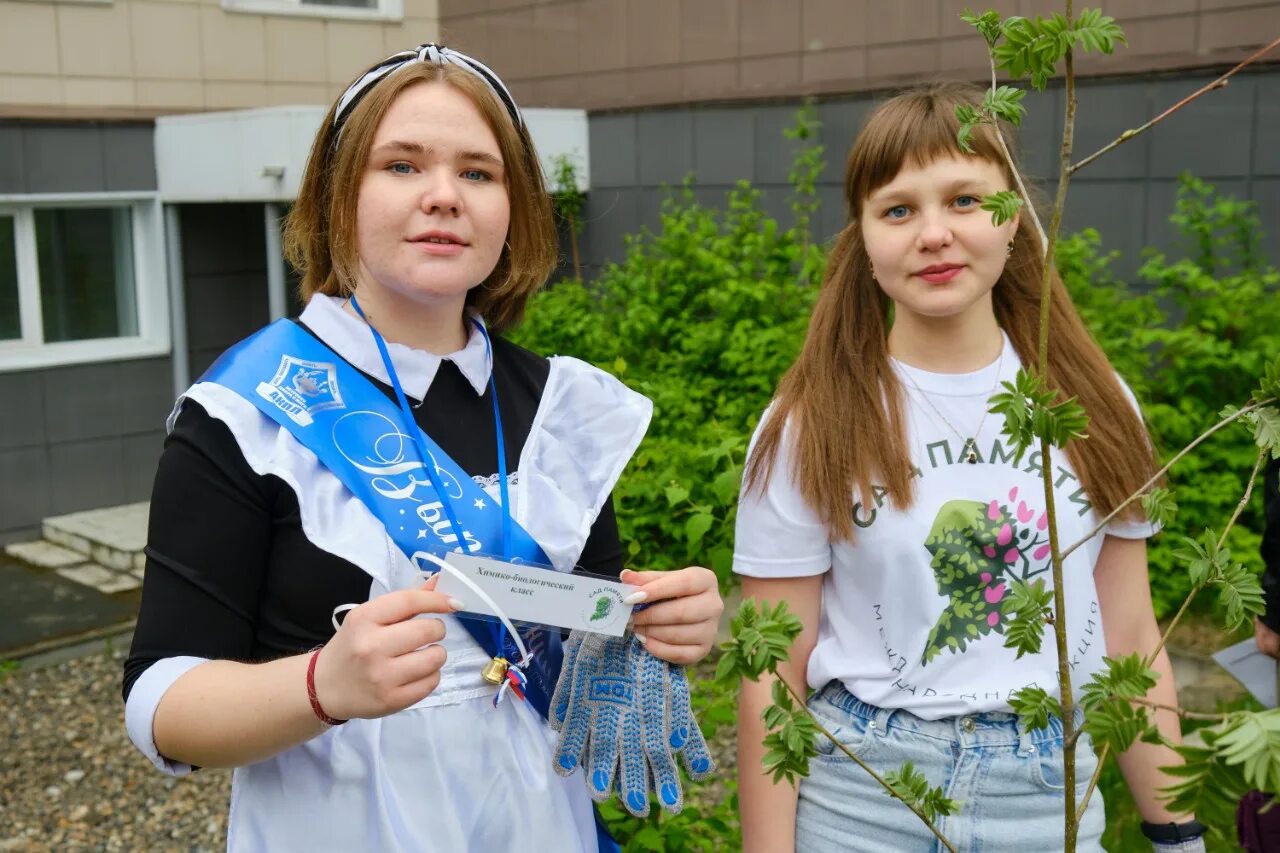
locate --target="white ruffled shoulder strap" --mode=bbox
[514,355,653,571]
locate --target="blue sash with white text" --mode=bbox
[200,319,564,720]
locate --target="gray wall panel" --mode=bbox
[0,447,52,531]
[41,363,123,445]
[694,109,754,185]
[1253,177,1280,267]
[582,188,640,265]
[1070,83,1152,181]
[0,354,171,541]
[590,114,639,188]
[1060,181,1149,280]
[48,436,125,514]
[122,431,165,503]
[0,126,23,195]
[102,124,158,192]
[581,67,1280,285]
[818,184,847,243]
[754,104,803,186]
[1017,86,1062,183]
[1255,73,1280,176]
[1149,75,1255,179]
[0,371,45,451]
[2,121,156,195]
[638,111,694,185]
[116,359,177,435]
[179,203,270,379]
[816,99,871,185]
[24,125,105,194]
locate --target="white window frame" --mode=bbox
[221,0,403,23]
[0,193,169,373]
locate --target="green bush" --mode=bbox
[514,113,825,589]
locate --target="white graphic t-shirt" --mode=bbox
[733,333,1156,720]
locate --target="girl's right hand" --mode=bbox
[310,576,464,720]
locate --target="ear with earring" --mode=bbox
[1005,239,1015,258]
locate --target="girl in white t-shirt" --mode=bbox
[734,83,1203,853]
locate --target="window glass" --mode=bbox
[35,207,138,343]
[0,216,18,340]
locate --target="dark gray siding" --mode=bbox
[0,121,156,194]
[0,358,173,545]
[580,67,1280,281]
[0,121,164,545]
[180,203,272,379]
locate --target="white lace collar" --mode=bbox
[298,294,491,399]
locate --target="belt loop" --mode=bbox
[872,705,892,737]
[1017,722,1034,756]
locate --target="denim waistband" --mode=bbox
[815,681,1085,749]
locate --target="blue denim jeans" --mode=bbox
[796,682,1105,853]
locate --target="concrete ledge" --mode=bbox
[4,541,85,570]
[42,503,149,573]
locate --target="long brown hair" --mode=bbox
[284,59,557,334]
[745,82,1157,542]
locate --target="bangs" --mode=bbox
[845,83,1011,218]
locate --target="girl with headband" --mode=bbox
[122,44,722,851]
[733,83,1203,852]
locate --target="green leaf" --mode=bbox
[1083,699,1152,754]
[1001,577,1052,659]
[1214,561,1266,632]
[685,512,714,548]
[1216,710,1280,795]
[993,15,1068,90]
[1253,407,1280,459]
[1255,356,1280,401]
[664,484,690,507]
[980,190,1025,226]
[1173,531,1217,587]
[1009,686,1063,733]
[1072,8,1126,55]
[719,599,805,681]
[1080,653,1160,710]
[961,7,1004,47]
[983,85,1027,127]
[1141,487,1178,527]
[883,761,960,822]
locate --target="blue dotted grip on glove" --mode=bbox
[549,630,715,817]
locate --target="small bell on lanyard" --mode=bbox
[481,656,510,685]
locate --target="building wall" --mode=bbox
[0,120,171,544]
[179,203,272,378]
[579,66,1280,281]
[0,0,440,119]
[440,0,1280,110]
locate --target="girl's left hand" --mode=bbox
[622,567,724,665]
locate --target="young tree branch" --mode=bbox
[1069,35,1280,175]
[1060,397,1278,563]
[777,679,959,853]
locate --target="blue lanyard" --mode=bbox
[348,296,516,651]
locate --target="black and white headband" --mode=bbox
[333,43,522,136]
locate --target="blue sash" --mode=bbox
[199,319,564,719]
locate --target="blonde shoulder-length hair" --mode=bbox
[745,81,1158,542]
[283,60,557,334]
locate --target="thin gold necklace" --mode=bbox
[898,346,1005,464]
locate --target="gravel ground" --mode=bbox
[0,649,737,852]
[0,649,231,852]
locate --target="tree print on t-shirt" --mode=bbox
[921,486,1051,665]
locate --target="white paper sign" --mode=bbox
[1212,639,1279,708]
[433,553,635,637]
